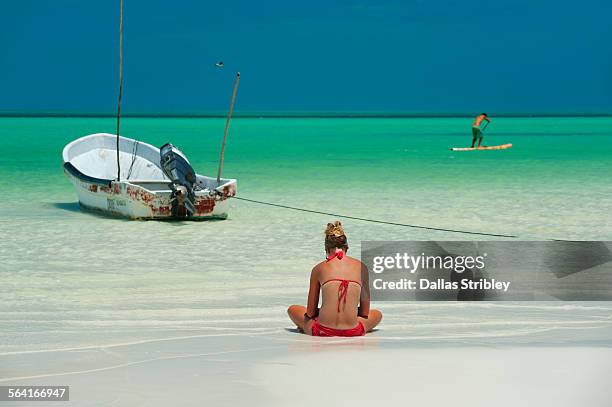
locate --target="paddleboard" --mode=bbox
[450,143,512,151]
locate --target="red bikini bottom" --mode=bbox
[311,319,366,337]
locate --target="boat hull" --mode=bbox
[64,172,236,219]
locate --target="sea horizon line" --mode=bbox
[0,111,611,119]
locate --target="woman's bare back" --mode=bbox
[315,255,365,329]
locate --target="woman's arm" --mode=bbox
[305,267,320,318]
[358,262,371,318]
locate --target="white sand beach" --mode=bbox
[2,302,612,406]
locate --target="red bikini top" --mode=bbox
[323,250,361,312]
[326,250,344,262]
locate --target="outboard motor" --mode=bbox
[159,143,197,217]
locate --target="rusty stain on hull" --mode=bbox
[126,185,155,204]
[195,196,216,214]
[100,183,121,195]
[222,184,237,197]
[151,205,171,216]
[193,184,238,215]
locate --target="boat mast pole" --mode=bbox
[116,0,124,181]
[217,72,240,184]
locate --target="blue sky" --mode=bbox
[1,1,610,114]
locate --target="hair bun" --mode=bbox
[325,221,345,238]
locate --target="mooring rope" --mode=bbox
[232,196,519,238]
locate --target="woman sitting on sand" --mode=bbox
[288,221,382,336]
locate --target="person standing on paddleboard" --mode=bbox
[471,113,491,148]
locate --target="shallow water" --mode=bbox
[1,116,611,357]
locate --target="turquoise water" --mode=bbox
[1,116,611,238]
[1,116,612,356]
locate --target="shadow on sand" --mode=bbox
[51,202,81,213]
[50,201,228,225]
[283,327,379,335]
[50,201,128,221]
